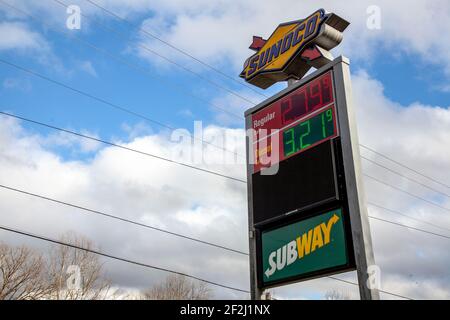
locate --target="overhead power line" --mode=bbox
[5,0,447,203]
[3,111,450,240]
[0,111,246,184]
[3,111,450,241]
[364,173,450,213]
[361,156,450,198]
[84,0,269,99]
[0,183,248,256]
[3,109,448,205]
[327,276,414,300]
[0,161,448,249]
[49,0,259,106]
[0,56,244,160]
[360,144,450,189]
[0,0,247,162]
[0,0,445,301]
[0,0,242,120]
[0,183,429,299]
[0,223,414,298]
[0,224,250,294]
[4,0,447,201]
[368,201,450,234]
[369,215,450,241]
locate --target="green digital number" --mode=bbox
[321,112,327,138]
[326,108,333,122]
[284,127,295,156]
[283,107,334,157]
[321,108,333,138]
[299,120,311,150]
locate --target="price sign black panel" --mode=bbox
[251,140,338,225]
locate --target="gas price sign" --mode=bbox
[245,60,362,290]
[251,71,337,172]
[244,10,377,299]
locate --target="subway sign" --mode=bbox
[245,11,377,299]
[245,61,359,290]
[260,208,354,286]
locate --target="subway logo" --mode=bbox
[261,209,350,284]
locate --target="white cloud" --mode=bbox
[1,69,450,299]
[41,129,102,153]
[79,60,98,77]
[2,77,32,92]
[129,0,450,78]
[0,21,47,51]
[0,20,66,72]
[1,0,450,300]
[5,0,450,75]
[0,116,249,299]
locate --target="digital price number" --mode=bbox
[251,71,339,172]
[283,107,336,157]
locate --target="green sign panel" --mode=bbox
[261,208,349,285]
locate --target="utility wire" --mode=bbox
[79,0,450,194]
[0,183,248,256]
[7,0,448,202]
[0,0,245,159]
[0,185,421,299]
[84,0,269,99]
[0,0,242,120]
[3,111,450,236]
[364,173,450,213]
[369,215,450,241]
[361,156,450,198]
[0,222,415,298]
[51,0,259,106]
[3,2,447,199]
[0,0,444,301]
[0,56,244,160]
[360,144,450,189]
[1,0,248,162]
[368,201,450,234]
[327,276,414,300]
[1,175,449,246]
[0,224,250,294]
[0,111,246,184]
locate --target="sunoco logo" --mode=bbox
[241,10,324,81]
[240,9,349,89]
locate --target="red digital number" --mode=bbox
[281,73,333,126]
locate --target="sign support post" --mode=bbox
[242,10,379,300]
[333,57,379,300]
[246,115,263,300]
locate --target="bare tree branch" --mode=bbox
[143,274,212,300]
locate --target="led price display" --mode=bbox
[250,71,337,172]
[283,107,336,158]
[280,73,333,126]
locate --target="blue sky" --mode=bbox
[1,0,450,300]
[1,0,449,152]
[1,1,448,148]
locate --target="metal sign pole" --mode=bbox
[245,56,378,300]
[333,56,380,300]
[246,116,263,300]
